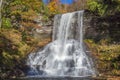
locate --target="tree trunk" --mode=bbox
[0,0,3,28]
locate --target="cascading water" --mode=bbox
[27,11,96,77]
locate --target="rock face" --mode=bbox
[33,10,120,42]
[33,14,53,39]
[83,11,101,40]
[33,26,52,39]
[83,11,120,42]
[52,11,101,41]
[33,11,98,40]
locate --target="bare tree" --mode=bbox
[0,0,3,28]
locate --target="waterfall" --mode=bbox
[27,11,96,77]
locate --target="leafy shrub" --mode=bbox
[87,0,120,16]
[85,39,120,76]
[2,18,12,28]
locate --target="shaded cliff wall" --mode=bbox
[33,11,120,42]
[83,11,120,42]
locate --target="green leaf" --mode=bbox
[2,18,12,28]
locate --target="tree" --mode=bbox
[87,0,120,16]
[0,0,3,28]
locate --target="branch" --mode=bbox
[0,0,3,28]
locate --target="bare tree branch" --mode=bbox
[0,0,3,28]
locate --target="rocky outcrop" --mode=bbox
[83,11,101,41]
[33,11,120,42]
[33,14,53,40]
[52,11,101,41]
[83,11,120,42]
